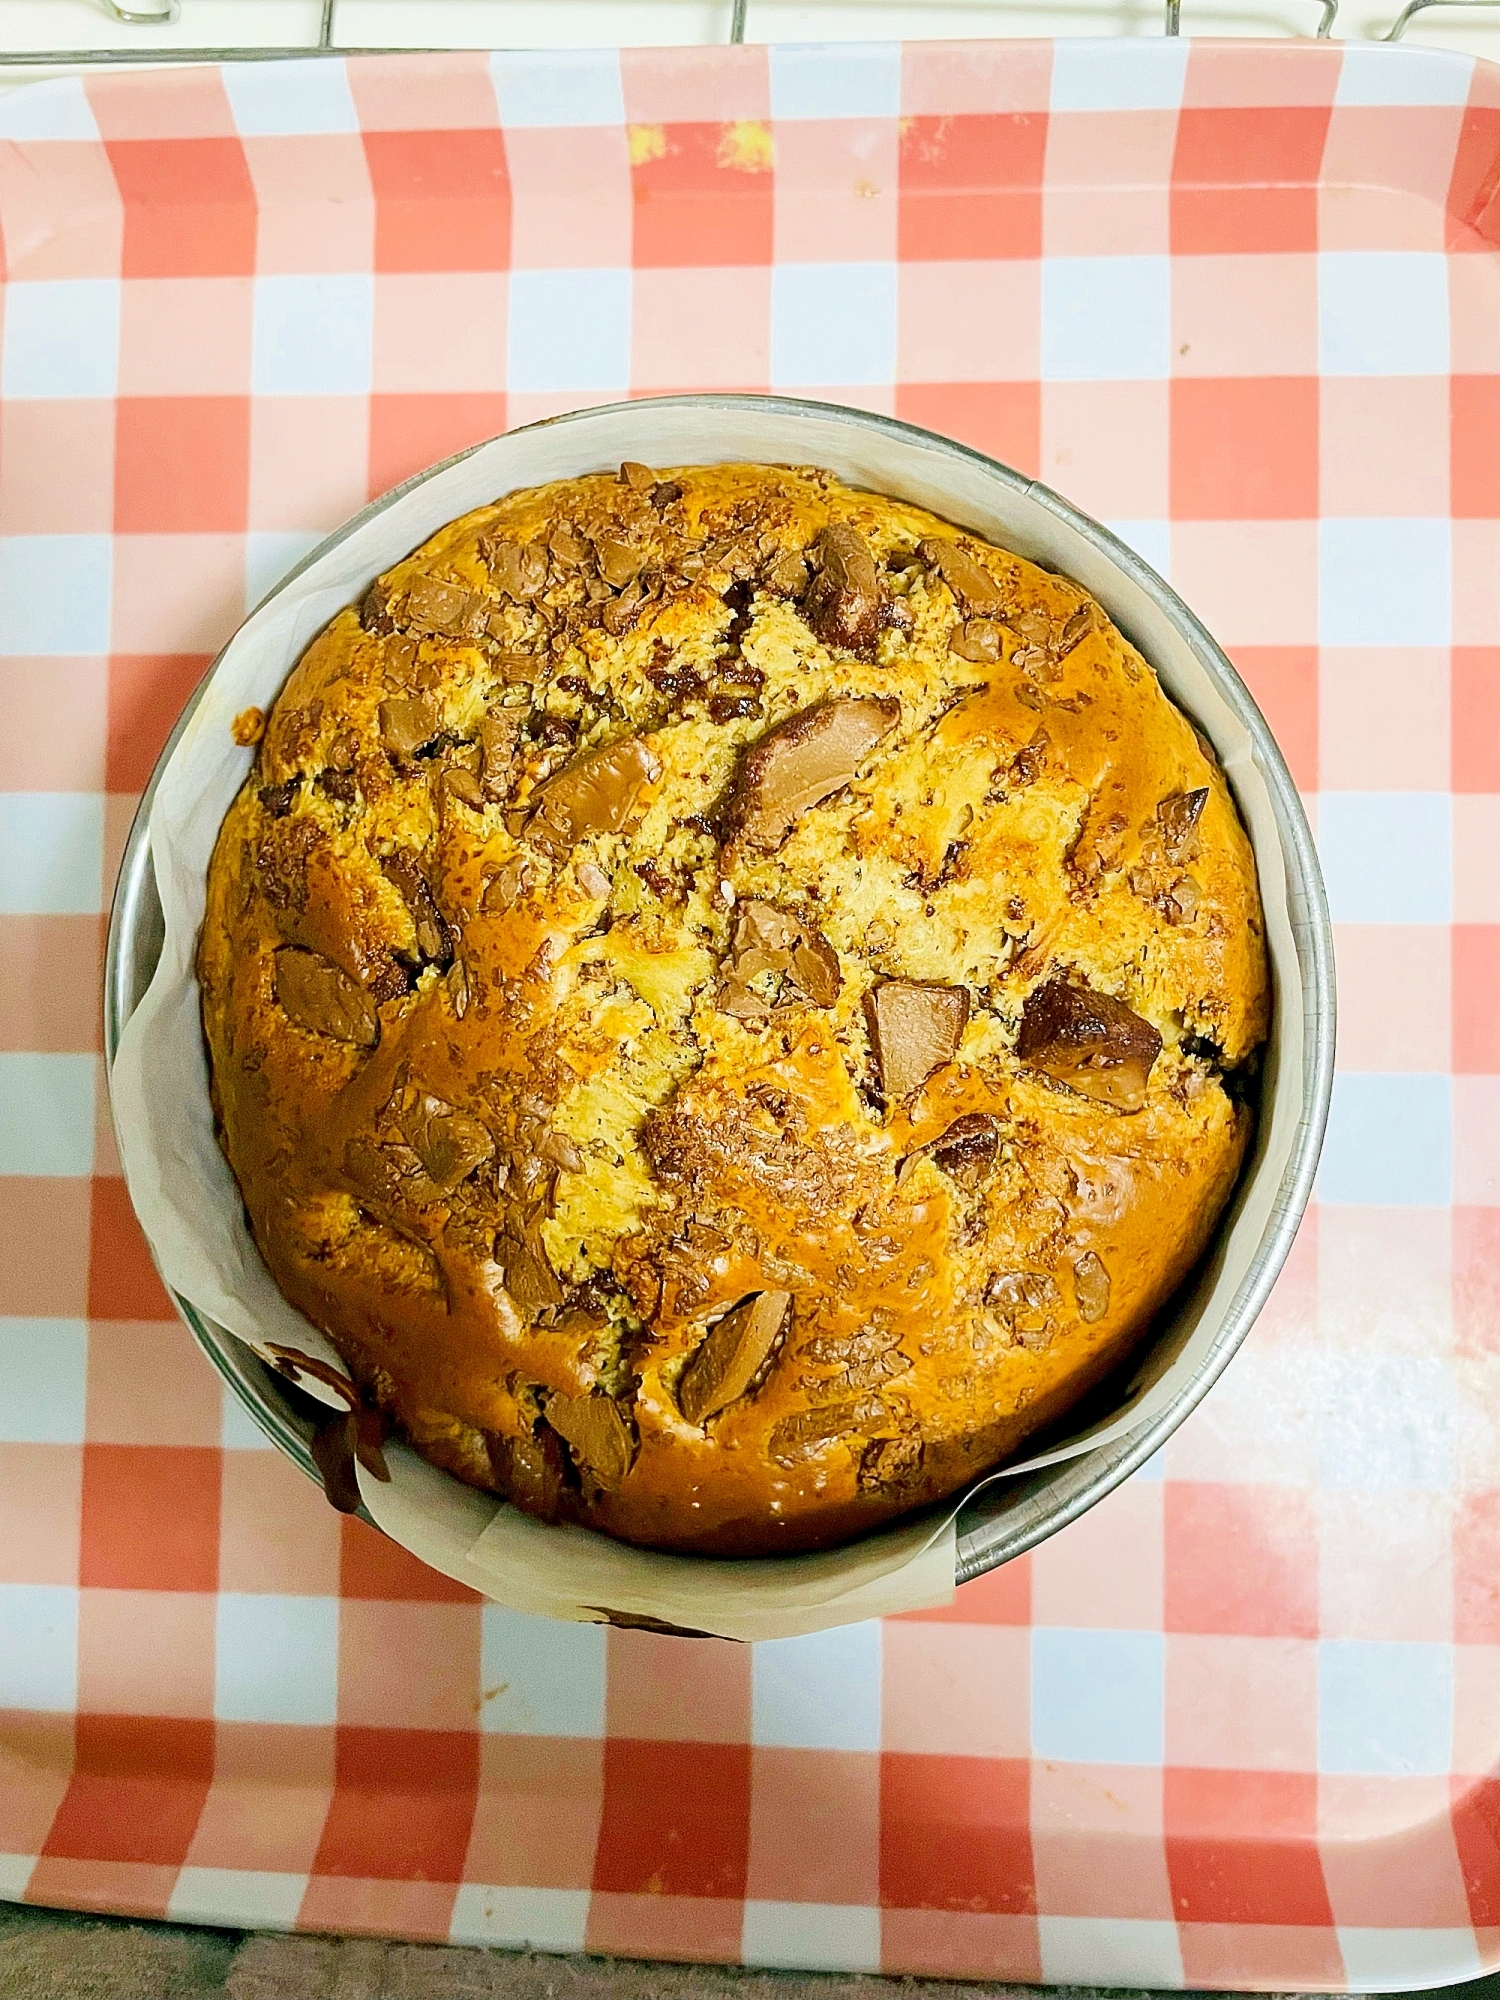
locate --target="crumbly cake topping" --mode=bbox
[198,462,1269,1556]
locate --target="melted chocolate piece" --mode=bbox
[483,855,532,914]
[768,1395,886,1468]
[764,549,810,600]
[718,901,842,1017]
[486,540,547,600]
[487,1428,567,1521]
[546,1393,636,1489]
[258,779,299,818]
[317,767,357,805]
[360,579,400,633]
[724,698,899,855]
[378,695,439,763]
[549,524,590,569]
[1072,1250,1111,1323]
[594,536,643,588]
[1157,787,1210,860]
[949,619,1003,664]
[926,1112,1000,1186]
[1016,977,1162,1114]
[443,766,485,809]
[803,522,884,656]
[310,1413,362,1513]
[709,693,761,724]
[499,1214,565,1313]
[918,538,1006,614]
[678,1290,792,1426]
[273,947,379,1048]
[586,1608,715,1637]
[864,981,970,1102]
[308,1405,390,1516]
[527,737,661,857]
[987,1271,1061,1315]
[404,574,474,636]
[399,1093,494,1192]
[267,1345,359,1408]
[380,850,452,966]
[858,1433,924,1494]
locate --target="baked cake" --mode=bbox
[198,462,1269,1555]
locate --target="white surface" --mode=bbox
[741,1902,885,1974]
[751,1623,885,1747]
[448,1885,594,1954]
[1038,1917,1187,1988]
[214,1593,342,1724]
[1,0,1497,66]
[167,1869,311,1931]
[0,1320,89,1446]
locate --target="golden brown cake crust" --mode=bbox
[198,463,1269,1556]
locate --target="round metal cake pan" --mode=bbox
[104,393,1335,1587]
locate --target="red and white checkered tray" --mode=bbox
[2,38,1499,1987]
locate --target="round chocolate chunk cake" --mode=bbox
[198,462,1269,1556]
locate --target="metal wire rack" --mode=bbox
[10,0,1494,63]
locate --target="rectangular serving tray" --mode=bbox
[1,36,1497,1989]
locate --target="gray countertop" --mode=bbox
[1,1905,1494,2000]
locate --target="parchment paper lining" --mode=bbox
[109,400,1303,1641]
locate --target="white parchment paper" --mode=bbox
[109,398,1307,1640]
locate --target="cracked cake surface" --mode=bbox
[199,461,1269,1556]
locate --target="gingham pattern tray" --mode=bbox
[1,38,1498,1989]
